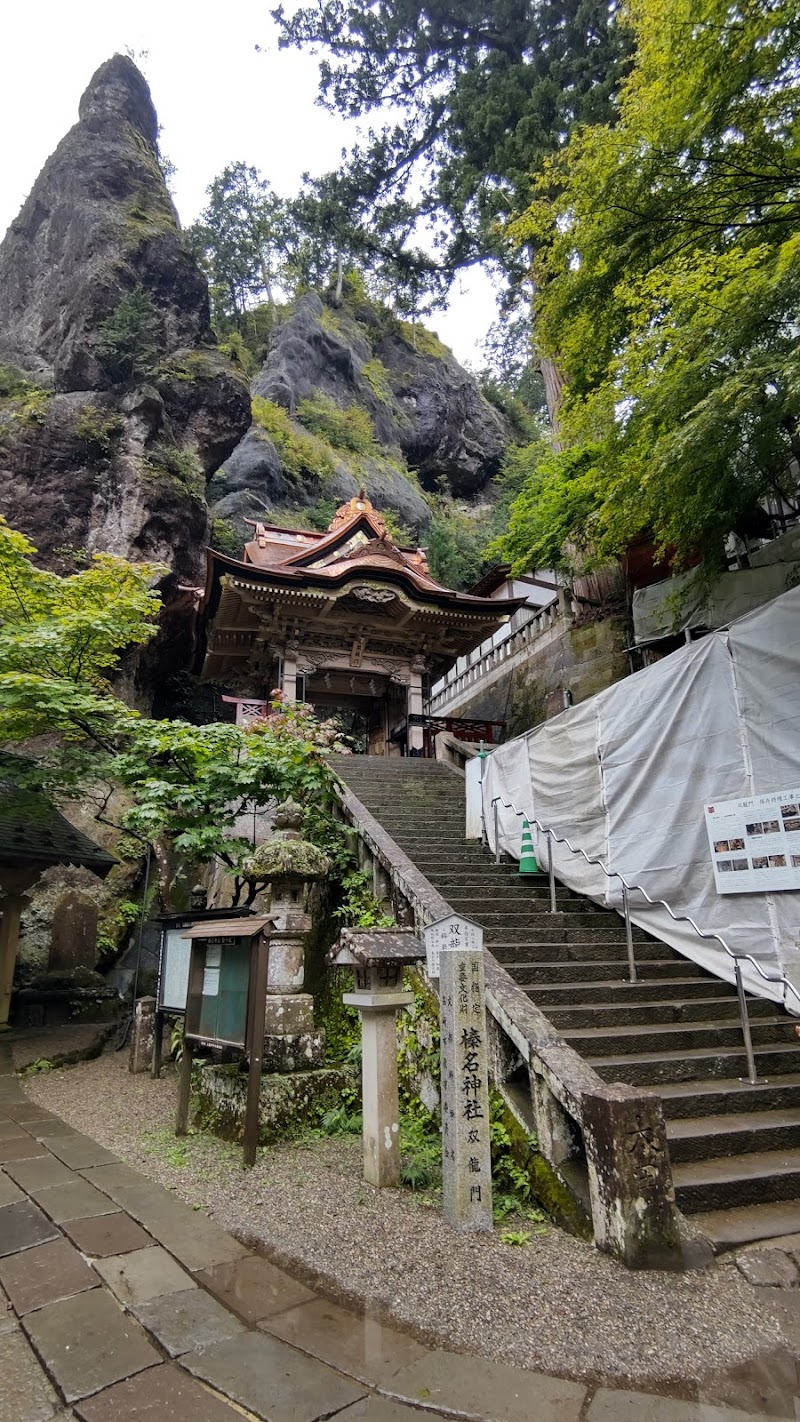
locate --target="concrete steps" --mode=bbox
[332,756,800,1248]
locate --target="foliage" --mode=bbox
[143,440,204,498]
[504,0,800,573]
[489,1096,545,1228]
[399,1110,441,1191]
[425,504,486,590]
[359,358,393,405]
[272,0,631,304]
[396,321,451,360]
[210,518,242,558]
[251,396,335,483]
[186,162,290,331]
[71,405,124,462]
[0,364,31,399]
[296,392,376,454]
[0,520,162,778]
[95,290,162,384]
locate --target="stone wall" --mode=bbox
[433,615,629,738]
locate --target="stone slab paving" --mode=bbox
[183,1329,368,1422]
[94,1245,197,1306]
[386,1350,587,1422]
[0,1329,61,1422]
[6,1154,79,1192]
[131,1286,246,1357]
[60,1211,153,1257]
[33,1178,121,1224]
[73,1363,247,1421]
[0,1238,98,1314]
[22,1289,160,1403]
[142,1207,248,1271]
[0,1198,59,1256]
[0,1062,797,1421]
[259,1296,430,1386]
[585,1392,776,1421]
[196,1254,317,1323]
[45,1135,118,1171]
[0,1169,25,1207]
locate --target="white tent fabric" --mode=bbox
[483,586,800,1004]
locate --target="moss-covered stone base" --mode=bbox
[193,1064,353,1145]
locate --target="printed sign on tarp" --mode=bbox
[705,788,800,894]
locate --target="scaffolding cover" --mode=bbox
[483,586,800,1004]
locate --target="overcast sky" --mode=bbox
[1,1,498,365]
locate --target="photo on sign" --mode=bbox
[752,856,769,869]
[769,854,787,868]
[732,858,749,871]
[763,820,781,834]
[746,823,764,835]
[781,804,798,817]
[714,840,730,854]
[729,838,745,851]
[785,819,800,833]
[792,855,800,868]
[718,860,733,872]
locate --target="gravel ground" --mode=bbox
[24,1050,792,1397]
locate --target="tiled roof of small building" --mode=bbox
[0,758,116,876]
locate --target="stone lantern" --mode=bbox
[243,800,330,1073]
[328,927,424,1187]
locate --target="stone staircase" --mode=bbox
[332,756,800,1252]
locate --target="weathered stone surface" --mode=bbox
[388,1350,586,1421]
[61,1211,152,1258]
[46,1135,118,1171]
[128,996,156,1074]
[22,1289,159,1403]
[735,1247,800,1289]
[0,1136,48,1163]
[74,1362,246,1421]
[34,1179,120,1224]
[0,1199,59,1256]
[585,1391,765,1422]
[0,1238,98,1314]
[262,1032,326,1075]
[196,1256,315,1324]
[142,1211,247,1272]
[48,892,98,972]
[259,1297,429,1385]
[209,290,509,544]
[94,1245,196,1305]
[329,1402,431,1422]
[5,1154,77,1193]
[0,1173,24,1208]
[132,1285,245,1356]
[183,1330,366,1422]
[0,1330,61,1422]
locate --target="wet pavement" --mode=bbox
[1,1042,800,1421]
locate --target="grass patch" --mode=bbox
[251,396,335,482]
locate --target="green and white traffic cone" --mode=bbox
[519,817,539,874]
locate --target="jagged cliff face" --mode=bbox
[209,292,509,543]
[0,55,250,603]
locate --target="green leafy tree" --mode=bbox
[272,0,630,300]
[94,290,163,385]
[0,520,163,785]
[186,163,290,330]
[500,0,800,575]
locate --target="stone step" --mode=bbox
[657,1073,800,1120]
[546,995,765,1031]
[673,1148,800,1213]
[587,1041,800,1087]
[513,958,699,984]
[525,977,729,1005]
[689,1200,800,1250]
[473,915,654,941]
[566,1015,796,1058]
[488,939,664,962]
[442,893,612,919]
[667,1108,800,1164]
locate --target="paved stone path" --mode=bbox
[0,1042,796,1421]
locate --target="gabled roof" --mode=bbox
[0,757,116,877]
[207,493,526,617]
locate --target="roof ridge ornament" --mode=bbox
[328,490,390,540]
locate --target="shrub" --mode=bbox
[296,391,376,454]
[72,405,124,462]
[95,290,162,384]
[251,396,334,482]
[359,358,393,406]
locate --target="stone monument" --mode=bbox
[244,801,330,1072]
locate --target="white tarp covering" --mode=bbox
[483,586,800,1004]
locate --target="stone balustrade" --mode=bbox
[427,595,573,717]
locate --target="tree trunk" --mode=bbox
[334,253,344,305]
[540,355,565,449]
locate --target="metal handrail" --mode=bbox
[489,793,800,1086]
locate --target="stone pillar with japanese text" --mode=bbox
[428,914,493,1232]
